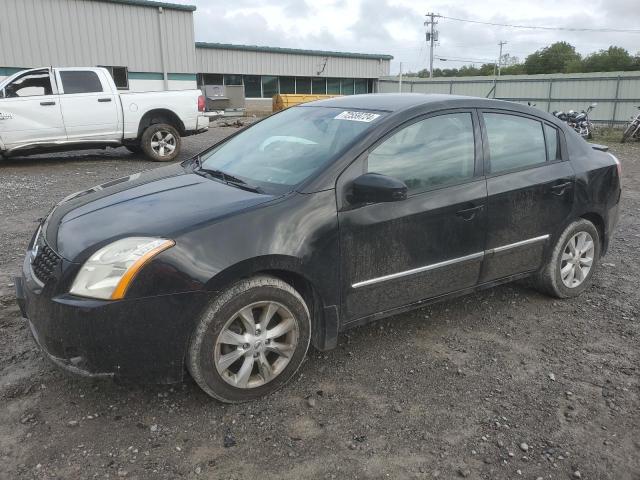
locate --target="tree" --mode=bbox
[582,46,635,72]
[524,42,582,74]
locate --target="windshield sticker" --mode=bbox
[334,111,381,122]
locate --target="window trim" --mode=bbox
[363,108,483,197]
[478,109,568,178]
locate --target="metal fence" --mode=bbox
[379,71,640,125]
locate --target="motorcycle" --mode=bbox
[553,103,597,139]
[621,106,640,143]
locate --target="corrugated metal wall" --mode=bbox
[196,47,391,79]
[379,72,640,124]
[0,0,196,73]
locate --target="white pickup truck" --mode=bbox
[0,67,208,161]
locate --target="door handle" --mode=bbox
[550,181,572,195]
[40,101,56,106]
[98,98,112,103]
[456,204,484,220]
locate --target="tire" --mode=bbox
[124,144,143,154]
[535,219,601,299]
[621,122,637,143]
[187,275,311,403]
[141,123,181,162]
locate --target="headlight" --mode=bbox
[70,237,174,300]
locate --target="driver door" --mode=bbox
[338,110,488,322]
[0,69,66,149]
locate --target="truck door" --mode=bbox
[56,69,120,142]
[0,69,65,149]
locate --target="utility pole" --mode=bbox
[425,13,440,79]
[398,62,403,92]
[497,41,507,76]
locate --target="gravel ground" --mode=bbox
[0,125,638,480]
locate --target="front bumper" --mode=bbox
[17,255,209,383]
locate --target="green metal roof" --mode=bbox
[92,0,196,11]
[195,42,393,61]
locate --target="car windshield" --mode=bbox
[198,106,384,194]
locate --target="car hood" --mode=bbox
[44,164,277,261]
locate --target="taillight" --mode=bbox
[198,95,206,112]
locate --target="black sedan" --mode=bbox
[16,94,621,402]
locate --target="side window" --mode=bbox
[544,124,560,161]
[3,71,52,98]
[367,112,475,193]
[60,71,103,94]
[484,113,547,173]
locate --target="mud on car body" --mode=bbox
[16,94,621,402]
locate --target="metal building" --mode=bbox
[0,0,393,104]
[0,0,198,91]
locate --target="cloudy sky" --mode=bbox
[173,0,639,74]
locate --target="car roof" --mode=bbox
[302,93,534,114]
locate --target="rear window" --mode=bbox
[60,71,103,94]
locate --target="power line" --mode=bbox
[440,15,640,33]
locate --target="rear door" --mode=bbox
[479,110,575,282]
[56,69,120,141]
[0,69,65,148]
[338,110,487,322]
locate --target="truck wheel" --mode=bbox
[187,275,311,403]
[141,124,181,162]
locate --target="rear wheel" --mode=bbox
[621,122,637,143]
[187,275,311,403]
[535,219,600,298]
[141,123,181,162]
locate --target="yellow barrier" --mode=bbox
[272,94,341,112]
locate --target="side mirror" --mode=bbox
[351,173,407,204]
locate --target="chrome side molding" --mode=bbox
[487,234,550,255]
[352,251,485,289]
[351,234,550,289]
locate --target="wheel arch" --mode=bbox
[203,255,339,351]
[580,211,606,252]
[137,108,185,138]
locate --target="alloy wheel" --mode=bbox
[560,231,595,288]
[214,301,299,389]
[150,130,176,157]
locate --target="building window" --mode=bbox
[312,77,326,94]
[296,77,311,94]
[341,78,354,95]
[224,74,243,86]
[280,76,295,94]
[99,66,129,90]
[198,73,223,86]
[327,78,341,94]
[354,78,367,95]
[243,75,261,98]
[262,76,278,99]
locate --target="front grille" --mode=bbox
[32,244,61,284]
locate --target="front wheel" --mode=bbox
[141,123,181,162]
[535,219,601,298]
[188,276,311,403]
